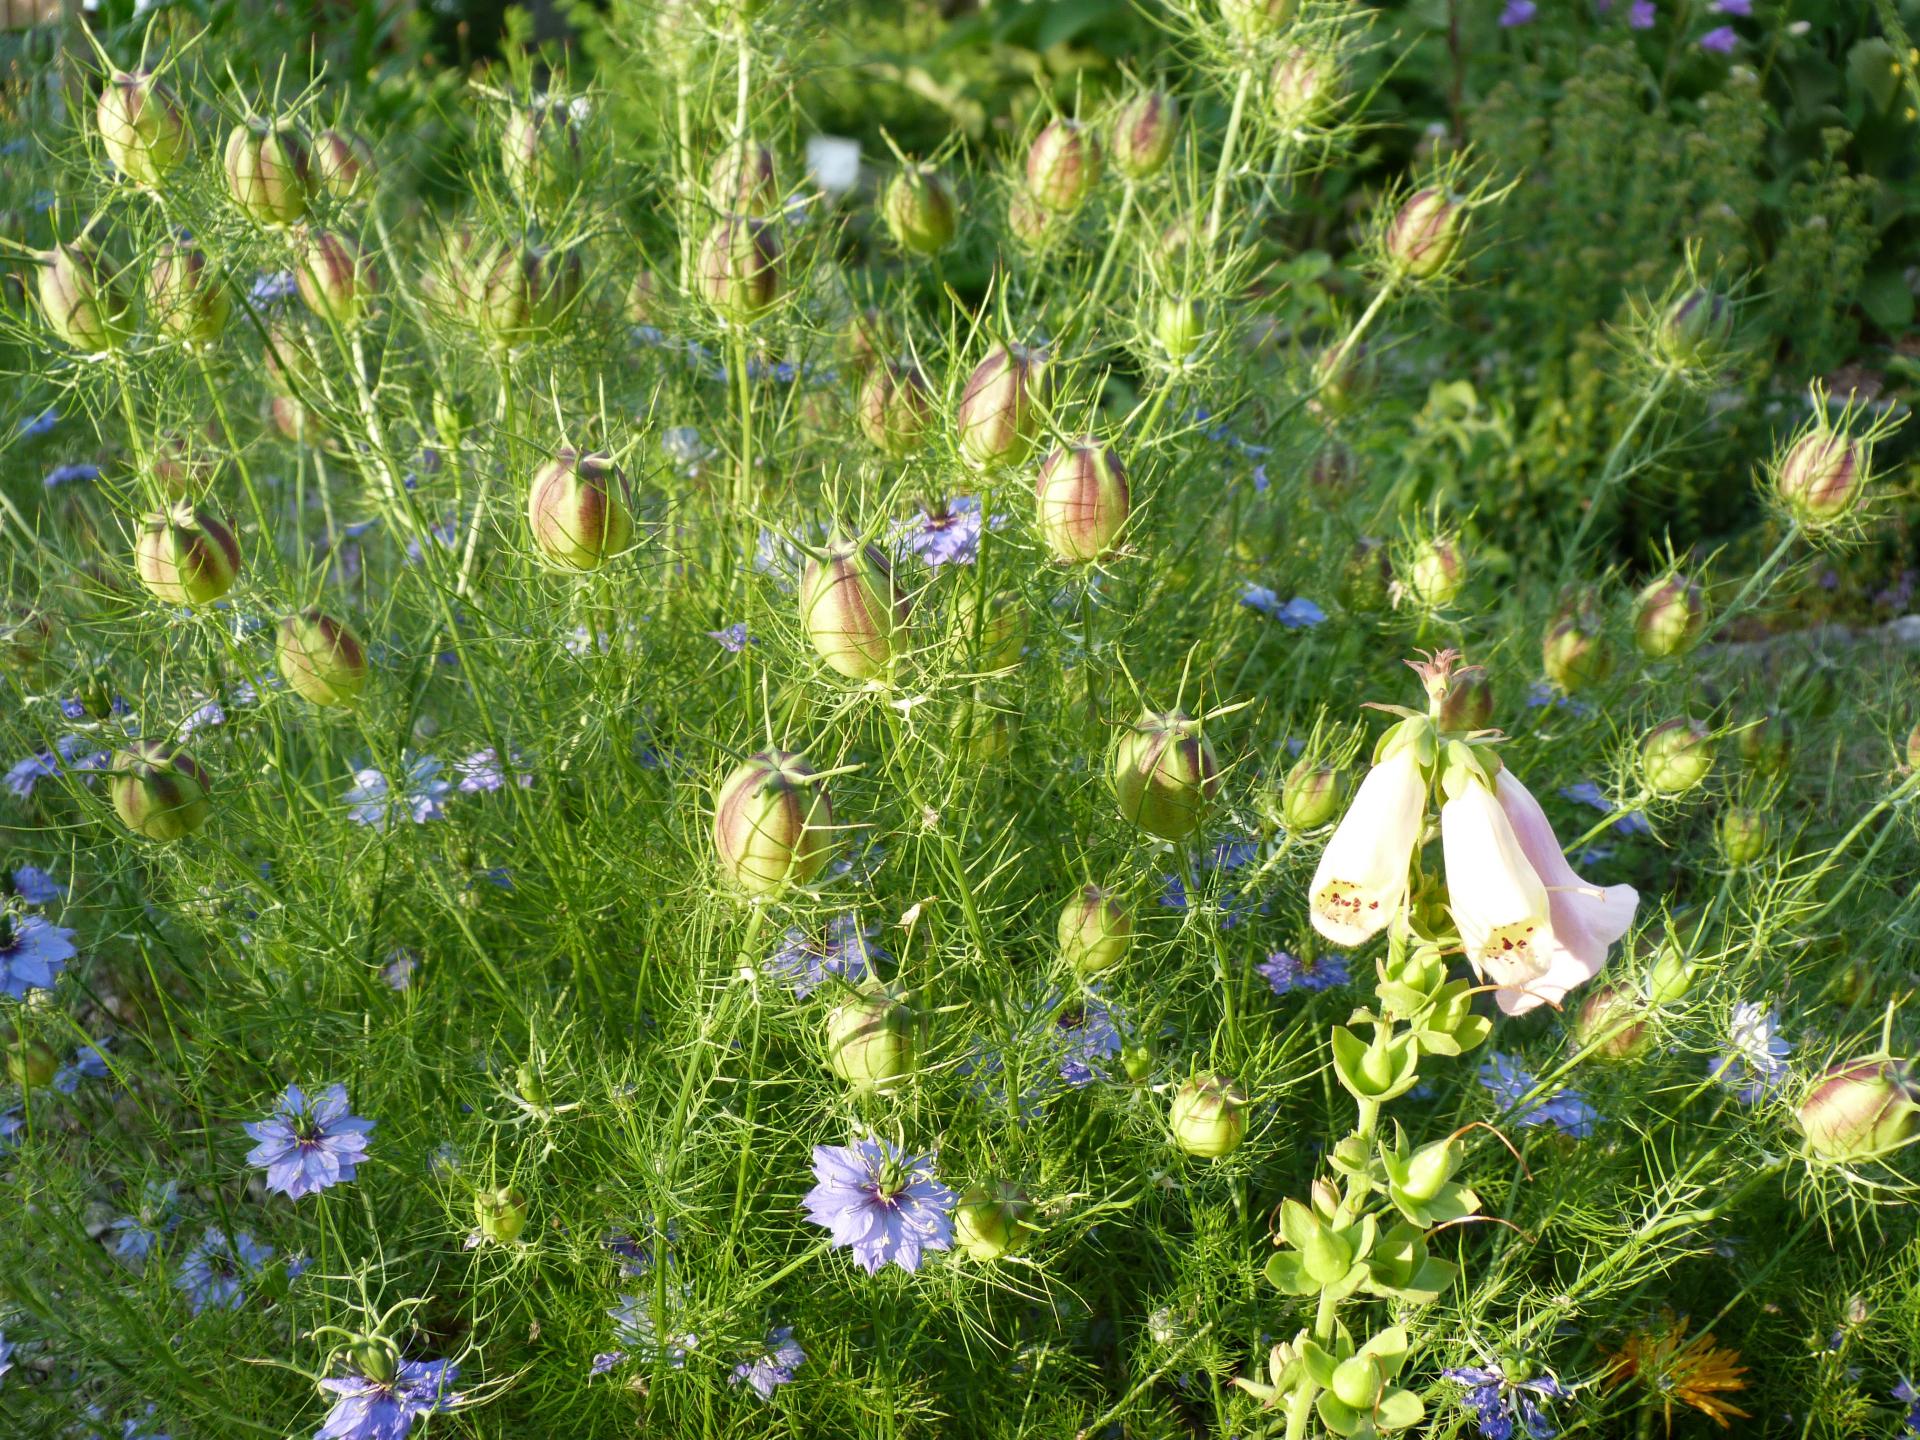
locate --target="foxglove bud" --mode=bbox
[223,119,312,225]
[856,360,935,457]
[1383,186,1465,281]
[1655,287,1732,369]
[712,751,834,895]
[1574,985,1650,1061]
[709,139,780,215]
[1036,438,1130,564]
[1341,537,1392,612]
[1437,667,1494,733]
[1025,120,1102,213]
[1109,90,1179,180]
[1112,709,1222,840]
[697,217,782,321]
[882,165,958,255]
[957,343,1048,470]
[275,610,368,707]
[473,1186,528,1244]
[1641,719,1715,796]
[952,586,1027,671]
[1169,1074,1247,1158]
[1775,428,1866,523]
[1798,1059,1918,1162]
[1633,574,1706,659]
[1006,188,1058,249]
[501,102,580,211]
[313,128,373,199]
[954,1181,1033,1261]
[1740,711,1791,777]
[294,226,378,329]
[1716,807,1770,866]
[1220,0,1296,38]
[1270,48,1340,130]
[1153,295,1205,361]
[1280,757,1347,831]
[133,503,241,606]
[5,1033,59,1088]
[1542,606,1613,693]
[1057,883,1133,976]
[147,242,229,346]
[825,991,916,1088]
[526,451,633,571]
[35,242,131,354]
[1403,536,1465,610]
[478,241,582,346]
[109,740,212,841]
[799,540,909,681]
[97,70,187,187]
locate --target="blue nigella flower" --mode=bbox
[1709,1001,1791,1104]
[897,497,1003,568]
[52,1039,111,1093]
[1443,1363,1567,1440]
[765,914,883,998]
[1699,23,1736,52]
[1557,781,1651,837]
[1258,950,1350,996]
[18,406,58,438]
[317,1357,461,1440]
[802,1137,955,1275]
[1,915,75,998]
[174,1227,273,1313]
[605,1290,698,1370]
[107,1180,180,1266]
[730,1326,806,1399]
[6,752,60,799]
[43,463,100,488]
[706,623,753,652]
[243,1082,374,1199]
[9,866,64,905]
[1893,1378,1917,1437]
[1238,585,1326,629]
[343,753,451,828]
[1500,0,1538,24]
[455,747,532,793]
[1478,1053,1598,1138]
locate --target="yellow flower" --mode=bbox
[1604,1314,1751,1431]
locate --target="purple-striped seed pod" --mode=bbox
[420,224,487,324]
[708,138,780,216]
[1006,187,1058,250]
[1402,535,1464,609]
[1111,709,1221,841]
[1573,985,1651,1061]
[1026,119,1103,213]
[526,451,633,571]
[856,359,935,458]
[1035,437,1130,564]
[275,609,369,707]
[501,102,582,212]
[1341,537,1392,613]
[1219,0,1297,38]
[1383,186,1465,281]
[4,1031,59,1089]
[133,503,241,607]
[1798,1058,1919,1162]
[882,165,958,255]
[825,990,916,1089]
[1435,667,1494,734]
[1058,883,1133,976]
[846,307,898,374]
[314,128,374,200]
[1270,47,1340,131]
[1776,429,1866,523]
[150,427,221,498]
[697,217,782,322]
[954,1181,1034,1261]
[1633,574,1707,659]
[294,226,379,330]
[1109,89,1180,181]
[1541,602,1614,693]
[799,540,909,681]
[711,750,835,895]
[97,70,188,187]
[477,241,583,347]
[109,740,212,841]
[1655,287,1732,369]
[223,119,312,226]
[35,242,132,354]
[148,241,230,346]
[956,342,1048,470]
[474,1187,529,1245]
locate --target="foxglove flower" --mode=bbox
[174,1226,272,1313]
[0,914,74,998]
[731,1327,806,1399]
[317,1357,460,1440]
[1443,1363,1567,1439]
[1257,950,1349,996]
[1309,744,1427,946]
[244,1083,374,1199]
[1479,1053,1597,1138]
[802,1137,956,1274]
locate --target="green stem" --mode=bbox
[1563,367,1676,568]
[1206,70,1254,248]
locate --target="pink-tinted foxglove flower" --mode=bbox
[1308,744,1427,946]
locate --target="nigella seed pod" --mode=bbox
[1025,120,1102,213]
[1270,48,1340,130]
[697,217,782,322]
[1798,1059,1919,1162]
[1384,186,1465,281]
[1640,719,1715,796]
[799,540,909,681]
[951,586,1027,671]
[711,750,835,895]
[954,1181,1034,1261]
[1219,0,1297,38]
[1281,757,1347,831]
[109,740,212,841]
[264,315,320,395]
[952,687,1014,763]
[275,610,369,707]
[147,242,229,346]
[1740,711,1791,777]
[294,226,378,329]
[709,139,780,216]
[1108,89,1179,181]
[1006,188,1059,249]
[1154,296,1205,361]
[501,103,581,212]
[1542,605,1613,693]
[314,128,374,199]
[526,451,633,571]
[1402,536,1465,610]
[1035,438,1130,564]
[1,606,54,670]
[223,119,312,226]
[1655,287,1732,368]
[1169,1074,1247,1158]
[1775,429,1866,523]
[1111,709,1221,841]
[478,241,583,347]
[1437,667,1495,733]
[882,165,958,256]
[957,343,1047,470]
[1573,985,1650,1061]
[473,1186,529,1244]
[36,242,132,354]
[1716,807,1770,866]
[97,70,187,187]
[133,503,241,607]
[856,360,935,458]
[5,1032,59,1089]
[825,990,916,1089]
[1057,883,1133,976]
[1633,574,1706,659]
[846,308,898,374]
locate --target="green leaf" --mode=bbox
[1374,1387,1426,1431]
[1859,265,1915,332]
[1848,38,1901,113]
[1264,1249,1318,1296]
[1316,1392,1362,1437]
